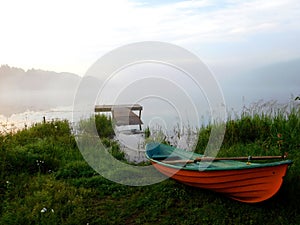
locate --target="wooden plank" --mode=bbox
[112,107,143,126]
[95,104,143,112]
[94,104,143,129]
[162,154,288,164]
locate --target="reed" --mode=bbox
[196,99,300,158]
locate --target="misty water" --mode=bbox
[0,106,74,133]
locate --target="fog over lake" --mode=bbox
[0,57,299,133]
[1,0,299,133]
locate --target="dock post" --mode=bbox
[139,109,142,130]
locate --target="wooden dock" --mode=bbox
[95,104,143,130]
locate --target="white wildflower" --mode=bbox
[41,207,47,213]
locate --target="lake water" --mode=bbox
[0,106,75,134]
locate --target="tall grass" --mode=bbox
[196,100,300,157]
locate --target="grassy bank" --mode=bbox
[1,102,300,224]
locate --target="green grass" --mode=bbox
[1,102,300,225]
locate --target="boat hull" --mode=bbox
[146,143,291,203]
[151,161,289,203]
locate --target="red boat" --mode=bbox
[145,143,292,203]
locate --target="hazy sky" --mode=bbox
[1,0,300,76]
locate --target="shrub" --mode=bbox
[78,114,115,138]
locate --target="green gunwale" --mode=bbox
[145,142,293,171]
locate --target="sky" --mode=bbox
[0,0,300,123]
[0,0,299,76]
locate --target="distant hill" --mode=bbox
[0,65,81,116]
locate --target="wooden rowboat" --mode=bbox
[145,142,292,203]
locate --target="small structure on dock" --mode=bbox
[95,104,146,162]
[94,104,143,130]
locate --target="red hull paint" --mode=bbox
[151,162,289,203]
